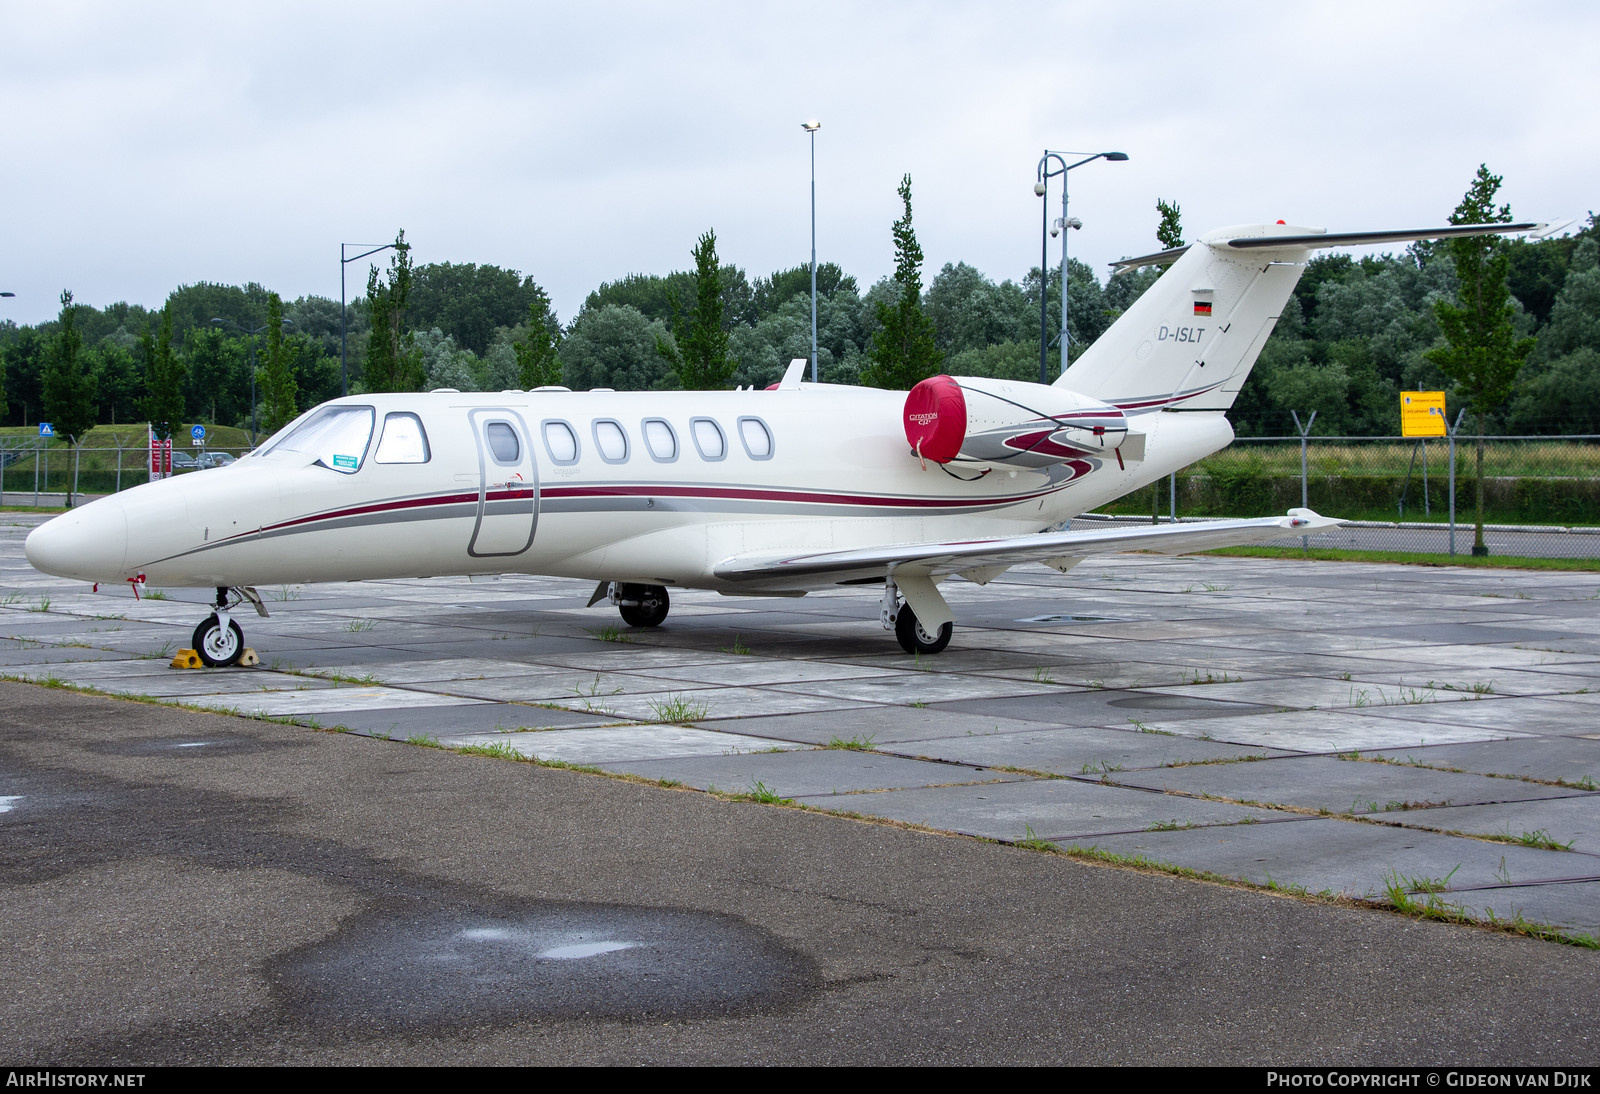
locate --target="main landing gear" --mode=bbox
[590,581,671,628]
[881,577,953,656]
[193,586,269,667]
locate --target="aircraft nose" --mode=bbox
[25,500,130,582]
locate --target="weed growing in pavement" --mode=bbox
[1201,581,1229,593]
[28,596,51,613]
[1016,825,1060,853]
[827,734,877,751]
[1184,668,1241,685]
[648,694,710,723]
[1509,828,1575,851]
[1079,759,1124,775]
[344,619,378,633]
[143,590,169,601]
[0,590,23,607]
[406,734,441,748]
[270,586,302,602]
[741,781,794,805]
[589,624,631,643]
[1033,667,1055,684]
[721,635,752,656]
[1146,820,1195,831]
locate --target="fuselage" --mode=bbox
[24,384,1231,594]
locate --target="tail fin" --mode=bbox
[1058,223,1310,411]
[1060,219,1545,412]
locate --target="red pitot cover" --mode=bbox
[903,375,967,463]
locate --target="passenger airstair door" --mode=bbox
[467,409,538,558]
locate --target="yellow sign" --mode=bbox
[1400,391,1447,437]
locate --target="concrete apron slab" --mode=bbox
[597,748,1015,798]
[886,724,1290,774]
[1099,755,1595,816]
[1083,818,1600,900]
[443,725,811,764]
[802,777,1288,842]
[1367,736,1600,785]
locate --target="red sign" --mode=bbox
[149,438,172,475]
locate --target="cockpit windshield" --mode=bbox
[255,405,375,474]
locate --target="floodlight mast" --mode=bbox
[802,120,821,383]
[1034,150,1128,383]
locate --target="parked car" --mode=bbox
[170,451,199,471]
[195,451,237,469]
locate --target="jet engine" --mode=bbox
[903,375,1129,469]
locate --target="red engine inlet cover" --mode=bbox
[903,375,967,463]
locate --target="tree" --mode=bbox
[656,229,735,390]
[563,304,677,391]
[513,286,563,388]
[1156,198,1184,250]
[364,230,424,393]
[258,293,299,435]
[41,291,98,507]
[1154,198,1185,288]
[861,175,941,389]
[1424,165,1537,556]
[138,308,186,442]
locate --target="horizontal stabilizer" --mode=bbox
[1225,222,1543,251]
[1110,221,1545,274]
[715,510,1343,587]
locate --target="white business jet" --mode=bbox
[25,220,1538,665]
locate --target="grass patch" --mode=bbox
[1204,545,1600,573]
[1015,825,1060,852]
[405,734,441,748]
[737,781,794,805]
[721,634,752,656]
[589,624,631,643]
[826,734,878,751]
[648,693,710,722]
[343,618,378,633]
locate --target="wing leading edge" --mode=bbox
[714,509,1343,588]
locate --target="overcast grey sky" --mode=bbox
[2,1,1595,327]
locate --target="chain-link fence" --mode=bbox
[1091,435,1600,560]
[0,443,250,506]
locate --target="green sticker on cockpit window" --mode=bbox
[332,454,358,469]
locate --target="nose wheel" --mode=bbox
[194,613,245,667]
[192,586,268,668]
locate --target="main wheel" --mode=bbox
[894,604,952,655]
[193,613,245,667]
[617,583,670,628]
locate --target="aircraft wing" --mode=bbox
[714,509,1342,586]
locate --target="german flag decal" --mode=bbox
[1193,301,1213,317]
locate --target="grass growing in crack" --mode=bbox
[1129,718,1175,735]
[142,590,169,601]
[1508,827,1575,851]
[1033,667,1055,684]
[721,635,752,656]
[826,734,877,751]
[269,586,302,602]
[0,590,23,607]
[648,694,710,723]
[1079,759,1124,775]
[28,596,51,613]
[1146,820,1196,831]
[741,781,794,805]
[1184,668,1241,685]
[1200,581,1229,593]
[908,700,927,708]
[406,734,441,748]
[1015,825,1060,853]
[589,624,631,643]
[344,618,378,633]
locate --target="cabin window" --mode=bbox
[541,420,579,464]
[690,417,726,461]
[485,421,521,464]
[737,416,774,460]
[642,418,677,462]
[374,412,431,464]
[593,419,629,463]
[258,404,374,474]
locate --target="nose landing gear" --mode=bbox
[193,587,269,668]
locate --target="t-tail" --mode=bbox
[1058,220,1545,412]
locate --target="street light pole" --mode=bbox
[341,243,398,397]
[802,120,821,383]
[1034,150,1129,383]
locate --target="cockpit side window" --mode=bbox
[256,405,375,474]
[374,412,431,464]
